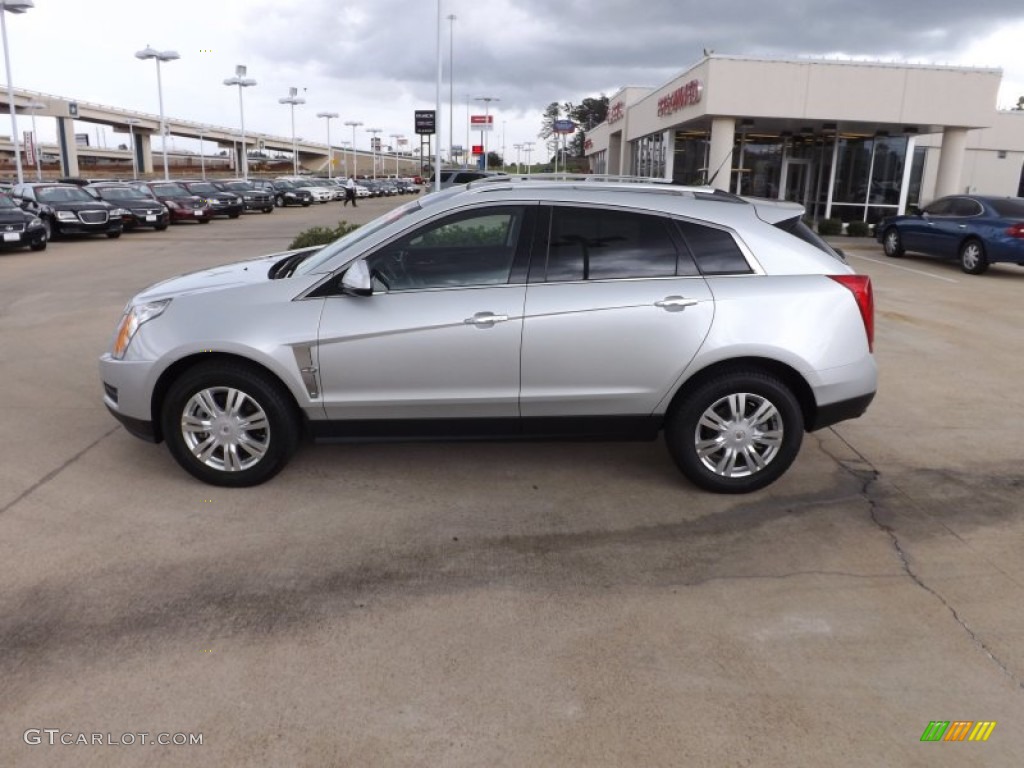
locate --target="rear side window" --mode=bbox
[774,216,845,262]
[544,207,681,281]
[676,221,752,275]
[950,198,983,217]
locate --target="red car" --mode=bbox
[131,181,213,224]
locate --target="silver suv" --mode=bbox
[99,180,876,493]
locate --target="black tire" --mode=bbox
[959,238,989,275]
[274,194,284,208]
[199,219,211,224]
[301,201,311,207]
[665,371,804,494]
[30,239,47,252]
[155,223,169,231]
[263,207,273,214]
[229,212,241,219]
[42,218,55,241]
[107,231,121,239]
[161,361,300,487]
[882,227,903,258]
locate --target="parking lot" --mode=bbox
[2,199,1023,766]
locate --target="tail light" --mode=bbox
[1007,223,1024,239]
[829,275,874,353]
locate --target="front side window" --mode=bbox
[544,207,680,282]
[364,206,522,291]
[923,198,953,216]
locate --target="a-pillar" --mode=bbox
[707,117,735,191]
[933,127,968,198]
[135,132,154,175]
[55,117,80,177]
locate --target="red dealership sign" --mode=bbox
[607,100,625,124]
[470,115,493,131]
[657,79,704,117]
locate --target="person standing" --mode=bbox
[344,177,358,207]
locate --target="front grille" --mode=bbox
[79,210,109,224]
[2,222,26,233]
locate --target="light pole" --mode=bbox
[344,120,362,178]
[135,45,179,181]
[447,13,455,168]
[366,127,382,179]
[223,65,256,180]
[390,134,403,178]
[279,87,305,175]
[339,140,351,177]
[196,125,206,180]
[317,111,338,179]
[22,99,44,181]
[124,117,141,180]
[513,143,521,175]
[2,0,33,184]
[523,141,534,174]
[474,96,499,170]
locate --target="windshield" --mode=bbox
[97,187,148,200]
[151,183,190,197]
[0,195,17,209]
[186,183,218,194]
[37,186,95,202]
[293,199,423,276]
[222,181,251,191]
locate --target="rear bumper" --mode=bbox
[808,392,875,431]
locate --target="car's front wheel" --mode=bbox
[274,194,285,207]
[665,371,803,493]
[107,231,121,239]
[161,362,300,487]
[882,227,903,258]
[959,238,989,275]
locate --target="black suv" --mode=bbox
[0,193,47,251]
[86,183,169,231]
[179,181,244,219]
[211,180,274,214]
[10,182,123,240]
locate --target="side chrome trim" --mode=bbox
[292,345,319,399]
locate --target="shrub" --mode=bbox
[846,220,870,238]
[816,218,843,236]
[288,220,361,250]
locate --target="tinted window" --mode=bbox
[774,216,845,262]
[924,198,953,216]
[989,198,1024,218]
[544,207,679,282]
[365,206,522,291]
[0,195,17,209]
[950,198,983,217]
[676,221,752,275]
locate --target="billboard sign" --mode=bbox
[22,131,35,165]
[470,115,493,131]
[414,110,436,135]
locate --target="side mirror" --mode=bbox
[341,259,372,296]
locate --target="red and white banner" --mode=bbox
[23,131,36,165]
[470,115,493,131]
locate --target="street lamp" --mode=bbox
[316,111,338,179]
[279,87,305,176]
[523,141,534,174]
[474,96,499,170]
[389,134,401,178]
[366,127,382,179]
[21,99,44,181]
[339,140,351,177]
[344,120,362,178]
[513,143,522,175]
[196,125,207,180]
[124,117,141,180]
[447,13,455,168]
[135,44,179,181]
[1,0,33,184]
[223,65,256,180]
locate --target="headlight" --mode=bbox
[110,208,130,216]
[234,197,243,204]
[111,299,171,360]
[29,216,42,227]
[57,210,78,221]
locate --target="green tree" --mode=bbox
[1014,96,1024,111]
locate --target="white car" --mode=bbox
[277,178,334,204]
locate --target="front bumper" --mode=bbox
[100,353,161,442]
[0,227,46,248]
[167,207,212,222]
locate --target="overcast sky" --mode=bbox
[7,0,1024,160]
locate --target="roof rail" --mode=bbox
[494,173,674,184]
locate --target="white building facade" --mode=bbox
[585,55,1024,224]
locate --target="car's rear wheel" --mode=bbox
[274,194,284,207]
[882,227,904,258]
[959,238,989,275]
[162,362,299,487]
[30,239,46,252]
[665,371,803,493]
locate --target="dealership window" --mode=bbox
[831,135,908,224]
[672,130,709,185]
[589,149,607,175]
[631,132,666,178]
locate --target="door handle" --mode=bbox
[958,224,967,229]
[464,312,509,326]
[654,296,699,310]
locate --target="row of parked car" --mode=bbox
[0,175,421,252]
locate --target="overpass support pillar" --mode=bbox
[55,117,80,177]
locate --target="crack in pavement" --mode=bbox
[0,426,120,517]
[817,428,1024,692]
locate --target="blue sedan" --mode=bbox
[876,195,1024,275]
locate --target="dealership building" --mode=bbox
[585,55,1024,223]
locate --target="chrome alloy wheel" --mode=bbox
[883,230,899,256]
[180,387,270,472]
[693,392,783,478]
[961,242,982,270]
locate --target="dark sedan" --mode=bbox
[211,180,274,213]
[269,180,313,207]
[10,182,123,240]
[179,181,244,219]
[0,194,47,251]
[86,184,169,231]
[131,182,213,224]
[877,195,1024,275]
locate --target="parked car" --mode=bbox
[179,181,244,219]
[99,181,876,493]
[279,177,334,204]
[131,181,213,224]
[877,195,1024,274]
[269,180,313,207]
[86,183,169,231]
[210,180,274,213]
[10,182,123,240]
[0,193,47,251]
[431,169,506,190]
